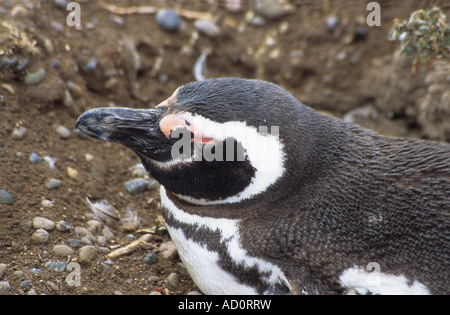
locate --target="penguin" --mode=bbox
[76,77,450,295]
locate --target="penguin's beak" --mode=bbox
[75,107,171,159]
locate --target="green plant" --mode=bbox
[391,7,450,73]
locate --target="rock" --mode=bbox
[29,152,41,164]
[45,178,62,190]
[86,220,102,234]
[55,125,70,139]
[159,241,177,260]
[45,261,67,272]
[63,89,74,107]
[0,264,7,280]
[101,227,115,242]
[53,245,74,257]
[254,0,294,20]
[0,281,10,295]
[20,221,33,233]
[144,252,158,265]
[31,229,49,245]
[56,220,72,232]
[124,178,149,195]
[20,279,32,290]
[326,15,339,31]
[11,126,27,140]
[54,0,69,10]
[67,239,82,247]
[25,68,46,85]
[41,199,54,208]
[67,166,78,178]
[225,0,242,13]
[32,217,55,231]
[167,272,178,286]
[28,268,42,276]
[84,57,98,72]
[74,227,96,243]
[194,19,221,38]
[156,9,181,32]
[0,190,14,204]
[79,245,97,262]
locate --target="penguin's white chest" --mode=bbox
[159,186,289,295]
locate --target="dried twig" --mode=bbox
[100,2,214,20]
[107,234,157,259]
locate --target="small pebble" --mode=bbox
[101,227,115,242]
[54,0,69,10]
[67,166,78,178]
[147,276,159,283]
[56,220,72,232]
[74,227,95,243]
[28,268,43,276]
[45,178,62,190]
[63,89,74,107]
[29,152,41,164]
[156,9,181,32]
[11,126,27,140]
[0,264,7,280]
[326,15,339,31]
[144,252,158,265]
[86,220,102,234]
[31,228,49,245]
[66,81,83,98]
[159,241,177,260]
[45,261,67,272]
[14,270,24,278]
[124,178,149,195]
[33,217,55,231]
[67,239,82,247]
[49,59,61,69]
[194,19,221,38]
[0,281,11,295]
[167,272,179,287]
[84,57,98,72]
[41,199,54,208]
[55,125,70,139]
[53,244,74,257]
[225,0,242,13]
[254,0,294,20]
[79,245,97,263]
[25,68,46,85]
[20,221,33,233]
[20,280,32,290]
[0,190,14,205]
[0,57,18,69]
[17,58,29,71]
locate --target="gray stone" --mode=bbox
[0,190,14,204]
[167,272,178,286]
[0,264,7,280]
[25,68,46,85]
[45,261,67,272]
[11,126,27,140]
[53,244,74,257]
[144,252,158,265]
[124,178,149,195]
[33,217,55,231]
[55,125,70,139]
[101,227,115,241]
[0,281,10,295]
[45,178,62,190]
[79,245,97,262]
[194,19,221,38]
[56,220,72,232]
[156,9,181,32]
[29,152,41,164]
[31,228,49,245]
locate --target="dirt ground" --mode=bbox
[0,0,449,295]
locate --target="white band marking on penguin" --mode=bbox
[155,112,286,205]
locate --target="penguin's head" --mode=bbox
[76,78,311,204]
